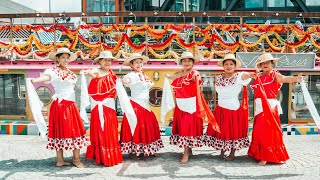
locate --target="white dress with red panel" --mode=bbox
[205,72,251,151]
[44,67,90,151]
[120,71,164,156]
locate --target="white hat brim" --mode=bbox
[48,51,77,61]
[217,58,242,68]
[255,58,279,68]
[93,56,116,64]
[123,55,149,66]
[176,56,199,64]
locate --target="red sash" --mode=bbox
[195,75,220,133]
[241,86,249,127]
[256,77,282,133]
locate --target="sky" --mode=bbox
[11,0,82,13]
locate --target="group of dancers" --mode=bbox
[30,47,303,168]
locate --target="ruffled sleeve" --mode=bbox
[42,68,55,84]
[171,76,180,87]
[123,72,138,88]
[110,70,117,82]
[172,70,202,87]
[236,72,252,86]
[188,70,202,85]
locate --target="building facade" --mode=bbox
[83,0,320,24]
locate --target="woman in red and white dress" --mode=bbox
[120,53,164,157]
[82,51,123,166]
[166,52,220,164]
[205,54,255,161]
[248,53,303,166]
[31,48,90,168]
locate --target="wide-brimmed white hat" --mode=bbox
[176,51,199,64]
[93,51,116,63]
[48,47,77,61]
[123,53,149,66]
[217,53,242,68]
[255,53,279,68]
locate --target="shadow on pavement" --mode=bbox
[0,158,95,179]
[116,152,302,179]
[0,152,303,179]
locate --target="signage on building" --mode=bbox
[236,52,315,69]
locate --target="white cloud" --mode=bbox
[11,0,81,13]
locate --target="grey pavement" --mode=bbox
[1,135,320,180]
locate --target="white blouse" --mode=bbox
[123,72,154,111]
[43,67,77,102]
[216,72,251,110]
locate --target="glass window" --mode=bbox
[306,0,320,6]
[200,74,215,111]
[189,0,199,11]
[171,0,199,11]
[173,3,184,11]
[36,86,52,106]
[176,0,184,3]
[189,4,199,11]
[0,74,26,116]
[244,19,265,24]
[290,74,320,120]
[287,0,294,6]
[268,0,285,7]
[149,87,163,107]
[93,0,101,11]
[245,0,263,8]
[103,0,115,11]
[86,0,116,23]
[172,0,184,11]
[102,0,115,23]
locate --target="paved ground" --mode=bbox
[1,135,320,180]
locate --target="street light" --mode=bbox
[49,0,51,13]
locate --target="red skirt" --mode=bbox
[120,100,164,156]
[206,105,250,151]
[169,106,204,148]
[46,99,90,151]
[248,108,289,163]
[85,106,123,166]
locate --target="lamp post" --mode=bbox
[49,0,51,12]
